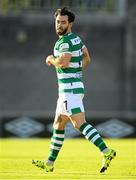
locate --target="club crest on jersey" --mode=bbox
[59,43,69,52]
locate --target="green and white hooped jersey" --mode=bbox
[54,32,85,95]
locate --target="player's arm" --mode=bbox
[46,53,71,69]
[82,46,91,68]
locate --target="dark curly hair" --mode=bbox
[54,7,75,23]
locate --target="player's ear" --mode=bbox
[69,22,73,27]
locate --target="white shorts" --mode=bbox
[56,93,85,116]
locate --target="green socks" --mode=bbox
[48,129,65,162]
[80,122,108,152]
[47,122,108,164]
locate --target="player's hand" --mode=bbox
[45,55,54,66]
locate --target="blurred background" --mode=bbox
[0,0,136,138]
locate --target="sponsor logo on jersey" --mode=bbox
[70,37,81,45]
[59,43,69,52]
[54,49,59,57]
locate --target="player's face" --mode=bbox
[55,15,71,36]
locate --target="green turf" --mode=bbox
[0,138,136,180]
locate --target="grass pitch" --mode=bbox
[0,138,136,180]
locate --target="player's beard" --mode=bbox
[56,26,68,36]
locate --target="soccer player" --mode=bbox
[32,7,116,173]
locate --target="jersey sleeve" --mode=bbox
[80,40,86,49]
[58,39,72,55]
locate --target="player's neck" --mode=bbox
[59,31,72,38]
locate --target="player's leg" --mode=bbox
[68,94,108,153]
[68,93,116,173]
[70,112,116,173]
[32,114,69,172]
[46,114,69,165]
[70,112,109,153]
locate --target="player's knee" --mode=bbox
[71,119,86,130]
[72,122,80,129]
[53,114,68,129]
[53,121,63,129]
